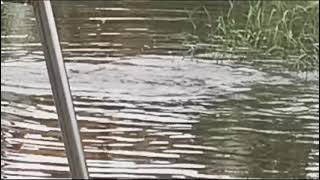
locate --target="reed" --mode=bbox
[186,1,319,72]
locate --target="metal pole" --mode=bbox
[32,0,89,179]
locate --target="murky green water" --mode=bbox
[1,1,319,179]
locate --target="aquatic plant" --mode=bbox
[186,1,319,72]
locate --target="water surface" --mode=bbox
[1,1,319,179]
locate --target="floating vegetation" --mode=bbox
[185,1,319,72]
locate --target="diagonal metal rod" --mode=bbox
[32,0,89,179]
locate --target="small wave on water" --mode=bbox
[1,1,318,179]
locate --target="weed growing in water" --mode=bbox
[186,1,319,72]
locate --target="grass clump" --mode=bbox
[187,1,319,72]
